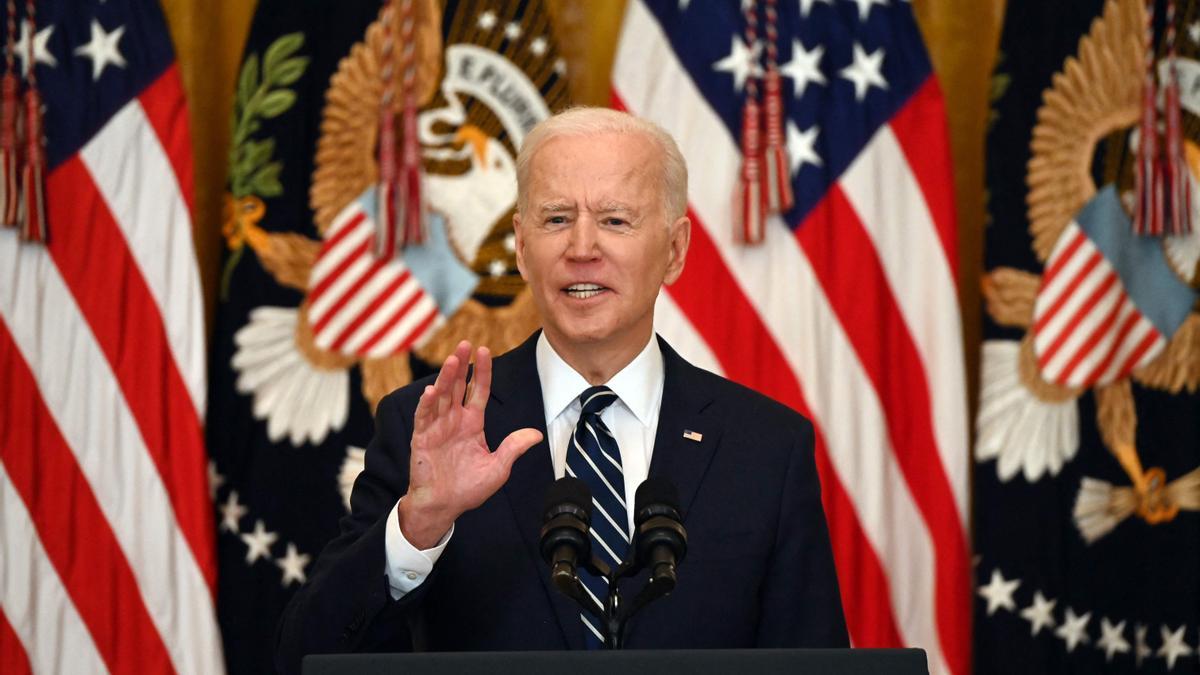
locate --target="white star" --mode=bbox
[504,22,522,40]
[839,42,887,101]
[530,36,548,57]
[1019,591,1057,636]
[1096,618,1130,662]
[219,490,247,533]
[240,519,278,564]
[679,0,691,9]
[846,0,889,21]
[13,23,56,75]
[1135,624,1152,668]
[477,10,497,30]
[73,20,126,81]
[1189,21,1200,44]
[786,121,822,175]
[1157,625,1193,671]
[276,543,311,587]
[799,0,834,16]
[207,460,225,500]
[1054,608,1091,653]
[503,232,517,252]
[713,36,762,92]
[488,258,508,278]
[977,569,1020,616]
[780,39,825,98]
[554,58,567,76]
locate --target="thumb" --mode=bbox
[495,428,543,470]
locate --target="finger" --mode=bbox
[494,428,543,472]
[434,354,459,419]
[467,346,492,412]
[413,384,437,429]
[451,341,471,408]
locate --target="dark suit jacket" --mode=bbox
[276,333,847,673]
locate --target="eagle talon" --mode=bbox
[1135,467,1180,524]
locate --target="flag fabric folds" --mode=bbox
[612,2,971,675]
[0,0,222,673]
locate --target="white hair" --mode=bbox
[515,106,688,219]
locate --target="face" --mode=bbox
[513,132,690,356]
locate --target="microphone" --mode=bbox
[538,478,593,592]
[633,478,687,591]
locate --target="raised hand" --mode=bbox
[397,340,543,549]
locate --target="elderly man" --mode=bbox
[275,108,847,672]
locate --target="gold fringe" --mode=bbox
[1026,0,1143,262]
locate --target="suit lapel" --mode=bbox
[485,333,584,649]
[647,337,723,519]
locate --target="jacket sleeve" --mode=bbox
[274,385,437,674]
[754,417,850,648]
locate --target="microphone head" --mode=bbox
[634,477,680,525]
[542,477,593,523]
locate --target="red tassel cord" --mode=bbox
[375,0,400,258]
[1133,0,1191,237]
[396,0,424,246]
[20,0,44,243]
[735,0,766,244]
[1,0,21,228]
[1161,0,1191,235]
[761,0,793,215]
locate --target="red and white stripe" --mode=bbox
[614,3,970,675]
[0,66,224,674]
[306,200,442,358]
[1032,222,1164,388]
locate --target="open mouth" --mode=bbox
[563,283,609,299]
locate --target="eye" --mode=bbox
[603,217,627,227]
[546,215,567,225]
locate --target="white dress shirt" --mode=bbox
[383,332,665,600]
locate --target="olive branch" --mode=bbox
[228,32,309,198]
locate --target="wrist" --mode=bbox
[397,495,455,550]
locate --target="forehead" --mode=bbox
[525,132,660,202]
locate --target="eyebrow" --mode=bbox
[595,201,635,213]
[537,201,575,214]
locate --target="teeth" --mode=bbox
[565,283,606,299]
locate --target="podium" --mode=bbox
[303,648,928,674]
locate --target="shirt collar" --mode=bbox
[536,331,663,428]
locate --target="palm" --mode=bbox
[402,341,542,542]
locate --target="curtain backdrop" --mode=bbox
[159,0,1003,408]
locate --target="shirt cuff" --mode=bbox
[383,499,453,600]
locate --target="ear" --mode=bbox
[512,211,529,280]
[663,215,691,286]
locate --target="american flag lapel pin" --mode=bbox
[682,429,703,442]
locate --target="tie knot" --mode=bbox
[578,385,617,417]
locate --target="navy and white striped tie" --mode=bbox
[565,385,628,648]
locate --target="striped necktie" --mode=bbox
[564,385,628,648]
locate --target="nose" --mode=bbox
[566,216,601,261]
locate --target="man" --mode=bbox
[275,108,847,673]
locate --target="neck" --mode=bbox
[544,328,652,385]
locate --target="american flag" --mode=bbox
[612,2,970,674]
[0,1,222,673]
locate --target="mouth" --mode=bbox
[562,283,610,299]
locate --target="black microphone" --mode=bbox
[633,478,687,591]
[538,478,593,592]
